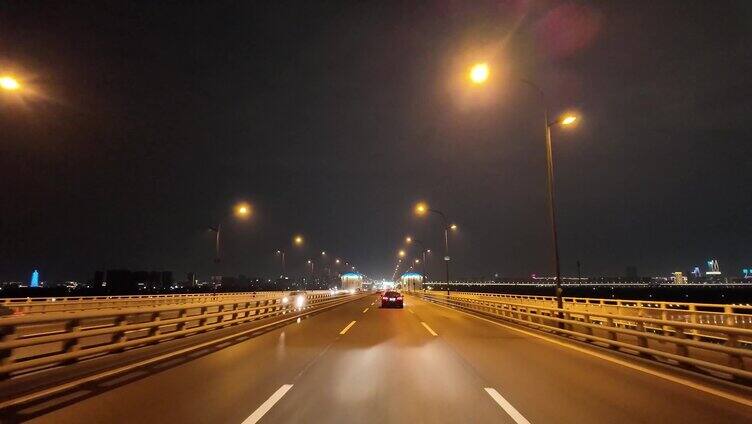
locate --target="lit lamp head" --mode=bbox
[234,202,252,219]
[405,236,413,244]
[414,202,428,216]
[0,76,21,91]
[293,235,304,246]
[450,223,458,231]
[398,250,406,258]
[559,114,578,127]
[469,63,489,85]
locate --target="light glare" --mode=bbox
[469,63,489,84]
[0,76,21,91]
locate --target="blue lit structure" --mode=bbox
[30,270,39,288]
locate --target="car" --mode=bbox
[380,291,403,308]
[283,291,307,309]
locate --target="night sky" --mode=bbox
[1,1,751,282]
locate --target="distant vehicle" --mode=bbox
[283,291,307,309]
[381,291,403,308]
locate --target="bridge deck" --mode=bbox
[4,294,751,423]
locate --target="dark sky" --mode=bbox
[1,0,751,282]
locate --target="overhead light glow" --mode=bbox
[0,76,21,91]
[469,63,489,84]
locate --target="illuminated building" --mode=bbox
[30,270,39,288]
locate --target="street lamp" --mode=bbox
[293,234,304,246]
[234,202,252,219]
[405,235,430,292]
[468,64,579,311]
[0,76,21,91]
[208,201,255,264]
[469,63,489,85]
[414,201,456,295]
[276,250,286,277]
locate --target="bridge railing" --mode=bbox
[0,291,353,378]
[415,291,752,381]
[421,290,752,329]
[0,291,299,315]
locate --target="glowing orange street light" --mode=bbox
[0,76,21,91]
[405,236,413,244]
[469,63,489,85]
[293,235,304,246]
[561,114,577,126]
[414,202,428,216]
[234,202,252,219]
[398,250,406,258]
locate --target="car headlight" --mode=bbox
[295,295,305,309]
[282,296,289,304]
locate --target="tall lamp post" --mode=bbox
[208,202,252,264]
[207,202,252,292]
[275,250,286,277]
[414,202,457,295]
[468,62,577,311]
[405,236,429,292]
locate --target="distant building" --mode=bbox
[706,259,721,276]
[105,269,136,294]
[672,271,686,284]
[186,272,197,286]
[691,267,701,278]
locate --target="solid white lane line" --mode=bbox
[242,384,294,424]
[362,308,369,313]
[421,321,438,336]
[421,298,752,408]
[408,309,414,314]
[340,320,357,335]
[484,388,531,424]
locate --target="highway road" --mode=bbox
[5,293,752,423]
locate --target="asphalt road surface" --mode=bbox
[8,294,752,423]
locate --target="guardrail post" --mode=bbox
[660,304,670,338]
[673,324,689,358]
[0,324,18,378]
[111,315,129,351]
[582,314,593,336]
[688,305,700,341]
[604,317,617,347]
[634,320,649,350]
[147,312,162,343]
[61,319,83,364]
[724,305,734,327]
[725,333,744,370]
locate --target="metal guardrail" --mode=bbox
[415,291,752,381]
[0,291,352,377]
[431,291,752,329]
[0,291,294,315]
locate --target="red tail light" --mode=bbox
[397,296,403,300]
[382,296,388,300]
